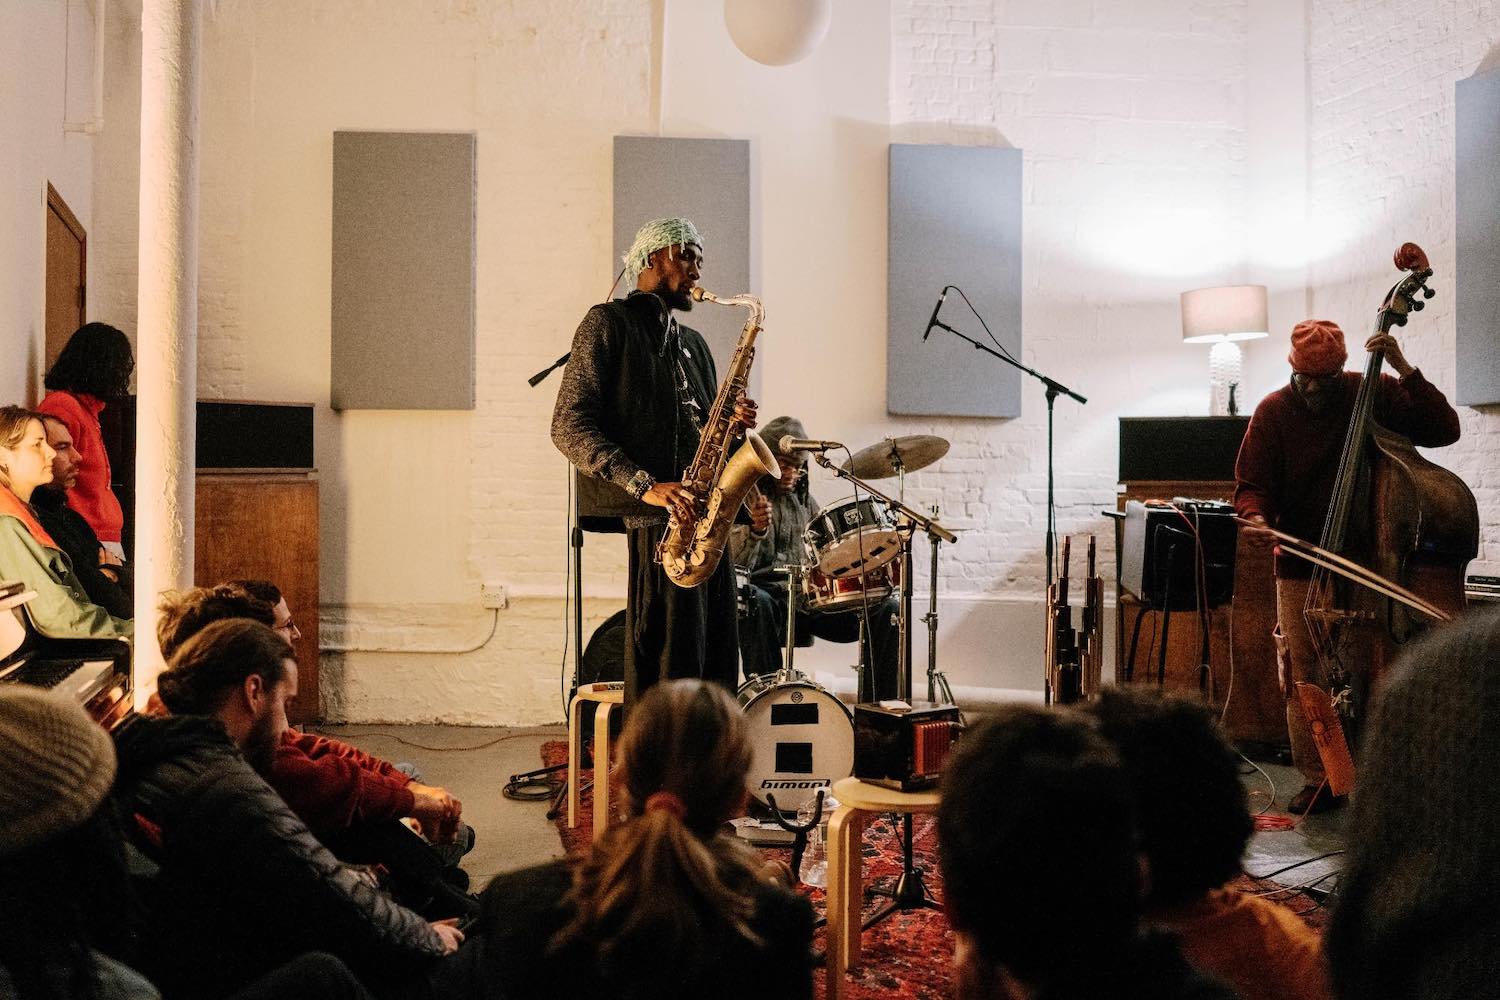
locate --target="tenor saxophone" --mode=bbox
[656,287,781,588]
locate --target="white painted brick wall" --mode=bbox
[90,1,1494,725]
[890,0,1250,611]
[1305,0,1500,576]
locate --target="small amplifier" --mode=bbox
[853,701,962,791]
[1119,498,1238,610]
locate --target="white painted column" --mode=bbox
[133,0,200,702]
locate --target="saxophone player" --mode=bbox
[552,218,763,706]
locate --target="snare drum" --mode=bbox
[801,559,901,615]
[737,674,854,813]
[804,497,901,578]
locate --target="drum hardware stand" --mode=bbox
[811,452,955,920]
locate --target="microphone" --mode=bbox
[779,436,843,454]
[922,287,949,341]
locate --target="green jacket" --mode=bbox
[0,514,132,640]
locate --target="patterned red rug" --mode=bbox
[538,740,1325,999]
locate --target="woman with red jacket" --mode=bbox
[36,322,134,560]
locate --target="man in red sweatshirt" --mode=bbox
[1234,319,1460,814]
[156,584,473,914]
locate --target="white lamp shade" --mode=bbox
[723,0,833,67]
[1180,284,1270,343]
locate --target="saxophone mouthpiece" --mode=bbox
[690,286,712,303]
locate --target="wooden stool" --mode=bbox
[824,776,942,1000]
[566,683,624,839]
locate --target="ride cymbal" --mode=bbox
[841,435,950,479]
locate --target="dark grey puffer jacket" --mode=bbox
[112,715,443,999]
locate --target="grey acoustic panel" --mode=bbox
[1457,71,1500,406]
[612,136,752,388]
[888,144,1023,418]
[331,131,475,410]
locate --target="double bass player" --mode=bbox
[1234,319,1461,815]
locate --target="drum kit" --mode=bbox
[736,434,961,816]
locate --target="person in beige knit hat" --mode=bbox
[0,686,160,998]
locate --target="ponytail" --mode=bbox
[549,681,768,993]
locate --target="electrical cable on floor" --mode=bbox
[1246,849,1346,882]
[1239,751,1278,816]
[502,770,565,802]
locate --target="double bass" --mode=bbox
[1303,242,1478,741]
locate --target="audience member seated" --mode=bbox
[32,413,133,619]
[156,583,475,918]
[0,685,157,998]
[0,687,375,1000]
[938,705,1235,1000]
[1327,605,1500,999]
[36,322,135,560]
[0,406,131,639]
[429,678,815,1000]
[113,619,460,998]
[1087,687,1332,1000]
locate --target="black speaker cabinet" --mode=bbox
[1119,499,1237,611]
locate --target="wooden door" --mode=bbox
[45,183,87,371]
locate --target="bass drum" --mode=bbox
[737,675,854,814]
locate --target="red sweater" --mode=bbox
[270,730,416,842]
[1233,369,1460,577]
[36,391,125,544]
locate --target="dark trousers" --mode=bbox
[324,819,478,920]
[625,523,740,707]
[740,581,901,702]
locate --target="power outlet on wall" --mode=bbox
[480,582,508,610]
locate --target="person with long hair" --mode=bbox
[0,407,130,638]
[37,322,135,558]
[430,678,814,1000]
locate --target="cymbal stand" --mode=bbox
[810,452,955,919]
[811,452,955,700]
[779,562,802,681]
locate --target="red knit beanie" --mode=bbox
[1288,319,1347,375]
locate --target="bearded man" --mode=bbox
[1234,319,1460,814]
[551,218,758,705]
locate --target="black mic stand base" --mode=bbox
[862,813,944,926]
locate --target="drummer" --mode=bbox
[731,416,900,700]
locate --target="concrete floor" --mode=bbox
[324,724,1345,898]
[322,723,569,890]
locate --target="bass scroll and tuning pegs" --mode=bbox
[1423,287,1437,299]
[1412,300,1425,311]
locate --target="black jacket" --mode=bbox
[30,486,133,619]
[111,715,443,999]
[551,291,718,525]
[426,857,814,1000]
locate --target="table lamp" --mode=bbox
[1181,284,1269,415]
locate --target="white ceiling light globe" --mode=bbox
[723,0,833,67]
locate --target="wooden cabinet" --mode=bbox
[1115,419,1285,745]
[101,399,322,722]
[194,472,320,722]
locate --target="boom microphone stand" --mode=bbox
[925,315,1086,595]
[926,310,1085,705]
[518,353,587,814]
[812,451,955,918]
